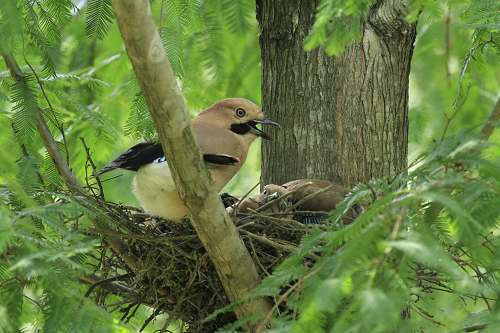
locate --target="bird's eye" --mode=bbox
[235,108,246,118]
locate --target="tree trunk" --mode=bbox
[257,0,416,187]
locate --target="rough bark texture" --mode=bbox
[111,0,270,324]
[257,0,416,187]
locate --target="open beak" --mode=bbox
[249,119,280,140]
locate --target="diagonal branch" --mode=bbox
[481,97,500,141]
[110,0,271,324]
[2,53,84,195]
[2,53,140,274]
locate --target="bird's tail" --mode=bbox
[94,162,120,176]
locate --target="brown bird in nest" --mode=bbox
[232,179,362,224]
[99,98,279,221]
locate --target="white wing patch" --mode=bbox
[153,156,167,164]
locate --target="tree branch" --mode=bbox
[110,0,271,324]
[481,97,500,141]
[2,53,140,277]
[2,53,84,195]
[35,111,84,193]
[92,220,141,272]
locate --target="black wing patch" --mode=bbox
[97,142,163,174]
[98,142,239,175]
[203,154,239,165]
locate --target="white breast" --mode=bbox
[132,161,189,221]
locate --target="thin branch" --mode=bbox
[80,137,106,200]
[2,53,140,277]
[255,267,320,333]
[159,0,166,27]
[24,295,44,310]
[372,209,404,280]
[440,33,494,141]
[110,0,271,325]
[411,304,448,328]
[24,57,71,166]
[463,323,488,332]
[84,273,132,297]
[2,53,84,195]
[35,110,84,194]
[230,181,260,217]
[92,220,141,272]
[140,307,163,332]
[444,8,452,86]
[79,276,135,303]
[2,53,24,79]
[256,181,312,213]
[480,97,500,141]
[241,229,319,260]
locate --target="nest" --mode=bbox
[87,195,346,333]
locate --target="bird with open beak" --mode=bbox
[99,98,279,221]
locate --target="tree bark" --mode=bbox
[257,0,416,187]
[111,0,270,324]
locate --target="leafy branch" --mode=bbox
[2,52,145,293]
[2,54,82,194]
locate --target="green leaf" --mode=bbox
[86,0,114,40]
[0,0,23,53]
[304,0,375,56]
[9,75,38,145]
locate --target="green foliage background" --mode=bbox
[0,0,498,332]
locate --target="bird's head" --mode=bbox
[263,184,289,197]
[199,98,280,140]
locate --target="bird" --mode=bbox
[99,98,279,221]
[280,179,348,212]
[231,184,291,214]
[231,179,362,224]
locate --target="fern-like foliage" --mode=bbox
[9,73,38,145]
[85,0,114,40]
[0,279,23,333]
[221,135,500,332]
[21,0,73,76]
[198,1,226,78]
[160,26,185,77]
[124,91,156,140]
[221,0,252,34]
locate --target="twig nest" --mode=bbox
[93,180,361,332]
